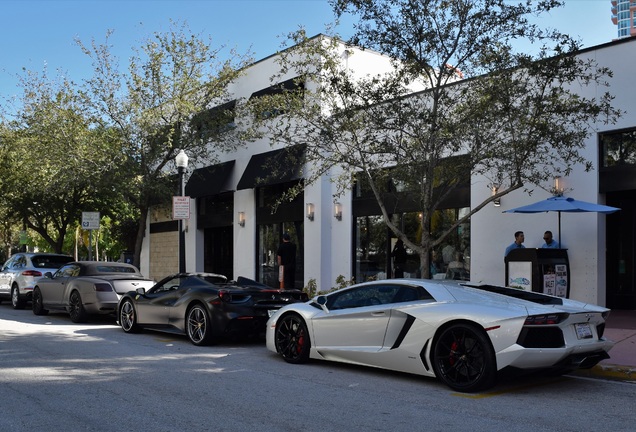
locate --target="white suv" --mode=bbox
[0,253,74,309]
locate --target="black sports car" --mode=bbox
[117,273,308,345]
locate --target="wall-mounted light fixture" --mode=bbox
[553,177,564,196]
[334,202,342,221]
[306,203,315,221]
[238,211,245,227]
[491,184,501,207]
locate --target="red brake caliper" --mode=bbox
[449,340,459,366]
[296,329,304,354]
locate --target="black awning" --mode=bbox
[185,160,235,198]
[237,145,305,190]
[249,77,303,99]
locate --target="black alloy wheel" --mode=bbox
[119,299,140,333]
[275,313,311,364]
[68,291,87,323]
[32,287,48,316]
[432,323,497,392]
[186,304,214,346]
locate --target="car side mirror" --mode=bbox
[136,287,146,296]
[44,272,53,278]
[316,295,329,313]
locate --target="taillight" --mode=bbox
[94,283,113,292]
[22,270,42,277]
[218,290,231,302]
[524,313,569,325]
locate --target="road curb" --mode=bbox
[572,363,636,382]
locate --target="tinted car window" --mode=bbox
[94,265,137,274]
[329,285,399,310]
[31,255,73,268]
[152,276,186,293]
[55,265,81,278]
[14,256,27,269]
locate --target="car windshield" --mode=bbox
[31,256,73,268]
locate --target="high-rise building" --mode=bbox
[611,0,636,38]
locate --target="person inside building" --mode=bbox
[277,233,297,289]
[504,231,525,257]
[391,238,407,278]
[541,230,560,248]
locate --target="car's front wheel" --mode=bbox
[119,299,140,333]
[68,291,87,323]
[32,287,48,316]
[11,284,26,310]
[432,323,497,392]
[275,313,311,364]
[186,304,214,346]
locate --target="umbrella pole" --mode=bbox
[558,211,562,247]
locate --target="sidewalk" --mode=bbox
[572,309,636,382]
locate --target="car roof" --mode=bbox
[12,252,72,258]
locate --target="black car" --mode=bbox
[117,273,308,345]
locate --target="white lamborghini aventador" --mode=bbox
[265,279,614,392]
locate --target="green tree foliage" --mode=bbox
[248,0,621,277]
[0,68,121,254]
[76,20,253,267]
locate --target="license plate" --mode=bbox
[575,323,593,339]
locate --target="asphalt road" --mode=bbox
[1,305,635,432]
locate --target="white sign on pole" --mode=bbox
[173,196,191,220]
[81,212,100,230]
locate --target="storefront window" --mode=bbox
[601,129,636,167]
[255,181,304,289]
[258,222,303,289]
[355,215,388,282]
[354,208,470,282]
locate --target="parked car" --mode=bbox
[0,252,74,309]
[32,261,154,323]
[117,274,309,345]
[266,279,614,393]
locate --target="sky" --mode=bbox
[0,0,619,100]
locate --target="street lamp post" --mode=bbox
[176,149,189,273]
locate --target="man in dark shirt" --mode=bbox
[277,233,297,289]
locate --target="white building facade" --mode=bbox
[141,37,636,310]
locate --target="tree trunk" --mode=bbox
[133,206,148,271]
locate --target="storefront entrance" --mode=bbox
[204,226,233,279]
[606,190,636,309]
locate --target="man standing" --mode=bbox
[277,233,297,289]
[504,231,525,257]
[541,230,560,248]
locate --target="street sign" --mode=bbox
[173,196,191,220]
[81,212,100,230]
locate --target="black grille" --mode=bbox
[596,323,605,339]
[517,327,565,348]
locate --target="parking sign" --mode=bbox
[82,212,100,230]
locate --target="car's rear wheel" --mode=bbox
[119,299,140,333]
[32,287,49,316]
[69,291,87,323]
[432,323,497,392]
[275,313,311,364]
[186,304,214,346]
[11,284,26,310]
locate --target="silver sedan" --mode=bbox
[32,261,154,323]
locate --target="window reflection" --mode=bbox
[354,207,470,282]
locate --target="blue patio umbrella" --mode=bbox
[503,196,620,246]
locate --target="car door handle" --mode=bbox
[371,311,386,316]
